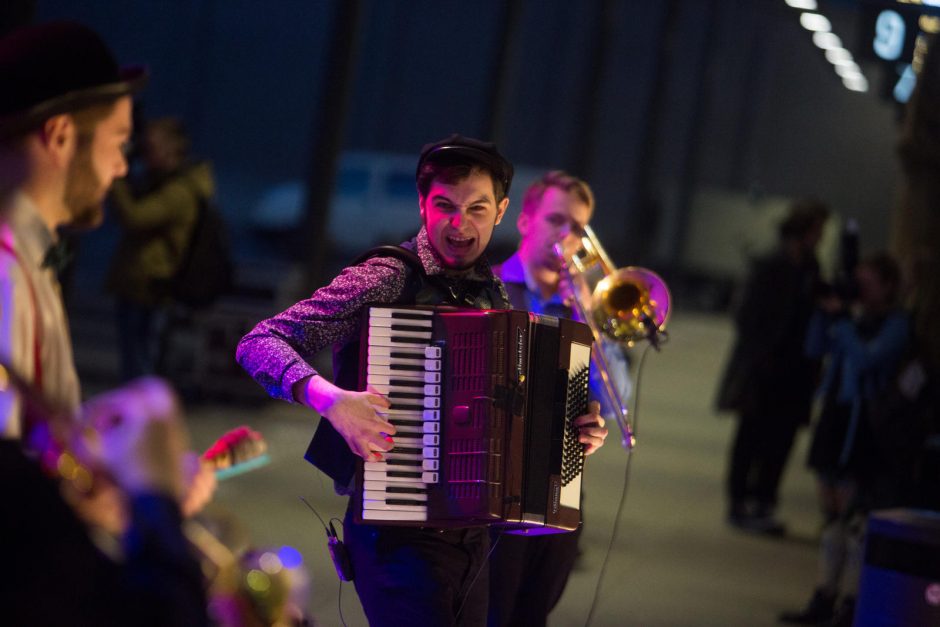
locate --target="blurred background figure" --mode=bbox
[106,116,216,382]
[781,251,913,626]
[716,199,829,535]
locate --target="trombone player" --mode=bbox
[488,171,631,626]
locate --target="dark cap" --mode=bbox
[0,21,147,138]
[416,134,514,196]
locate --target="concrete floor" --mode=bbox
[70,301,823,625]
[167,311,823,627]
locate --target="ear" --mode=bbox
[418,196,427,221]
[494,197,509,226]
[40,114,75,168]
[516,211,529,236]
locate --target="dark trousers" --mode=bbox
[727,406,802,510]
[487,526,581,627]
[344,508,490,627]
[116,299,165,382]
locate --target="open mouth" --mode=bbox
[445,234,475,251]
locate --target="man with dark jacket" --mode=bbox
[237,136,609,625]
[716,199,829,534]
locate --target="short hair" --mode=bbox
[521,170,594,217]
[416,161,508,203]
[779,198,829,240]
[860,251,902,306]
[145,116,191,160]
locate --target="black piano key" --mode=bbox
[388,419,423,428]
[390,350,423,359]
[386,498,426,506]
[388,470,422,479]
[389,391,425,400]
[389,379,423,388]
[393,447,422,455]
[388,363,424,372]
[390,336,429,344]
[389,311,433,321]
[387,459,422,466]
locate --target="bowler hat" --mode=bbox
[417,134,514,196]
[0,21,147,138]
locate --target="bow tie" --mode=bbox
[42,239,73,273]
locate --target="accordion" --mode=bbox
[354,306,593,533]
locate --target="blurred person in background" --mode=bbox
[716,199,829,535]
[781,251,912,626]
[487,170,631,626]
[106,116,215,382]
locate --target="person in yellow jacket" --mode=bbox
[106,117,214,381]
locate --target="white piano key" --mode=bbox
[370,307,434,319]
[362,510,428,521]
[425,346,441,358]
[364,459,438,472]
[363,470,438,483]
[368,371,428,384]
[370,317,433,329]
[382,409,426,419]
[369,326,432,340]
[363,501,428,512]
[423,447,439,458]
[367,336,429,349]
[425,359,441,371]
[424,409,440,421]
[424,422,440,434]
[368,343,426,353]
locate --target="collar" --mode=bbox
[498,251,561,304]
[414,226,496,283]
[1,191,57,271]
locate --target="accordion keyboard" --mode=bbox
[361,307,442,521]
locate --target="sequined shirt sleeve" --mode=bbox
[235,256,408,402]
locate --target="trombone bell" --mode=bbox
[592,267,671,346]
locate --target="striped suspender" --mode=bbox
[0,240,43,389]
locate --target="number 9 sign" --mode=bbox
[874,9,905,61]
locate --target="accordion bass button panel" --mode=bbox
[361,307,441,522]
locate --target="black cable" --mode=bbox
[584,341,656,627]
[300,498,348,627]
[455,532,503,621]
[299,496,330,533]
[337,576,348,627]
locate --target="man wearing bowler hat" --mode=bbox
[0,20,145,436]
[0,22,209,626]
[237,134,609,625]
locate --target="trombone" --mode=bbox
[555,225,671,450]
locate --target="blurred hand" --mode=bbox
[180,453,217,517]
[297,375,396,461]
[574,400,607,456]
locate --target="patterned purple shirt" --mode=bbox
[236,227,502,402]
